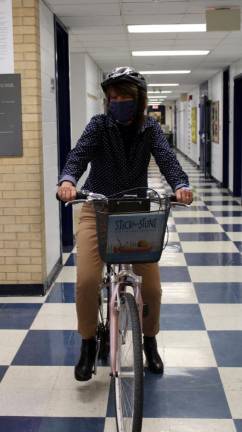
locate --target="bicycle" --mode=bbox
[62,187,185,432]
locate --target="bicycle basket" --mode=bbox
[94,196,170,264]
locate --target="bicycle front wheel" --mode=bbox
[115,292,143,432]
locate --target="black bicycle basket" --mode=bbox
[94,191,170,264]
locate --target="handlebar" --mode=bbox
[56,189,189,207]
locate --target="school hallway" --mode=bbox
[0,153,242,432]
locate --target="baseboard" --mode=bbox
[0,256,62,297]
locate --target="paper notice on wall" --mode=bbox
[0,0,14,73]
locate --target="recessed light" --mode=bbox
[132,50,209,56]
[128,24,206,33]
[140,70,191,75]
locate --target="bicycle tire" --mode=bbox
[114,292,143,432]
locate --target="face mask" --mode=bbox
[109,100,137,124]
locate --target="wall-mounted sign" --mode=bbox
[0,74,23,156]
[0,0,14,73]
[191,107,197,144]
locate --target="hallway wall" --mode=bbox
[39,0,60,276]
[70,52,103,148]
[0,0,46,290]
[69,52,103,188]
[229,58,242,192]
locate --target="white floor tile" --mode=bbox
[30,303,77,330]
[206,205,242,211]
[189,201,206,207]
[176,224,223,233]
[222,390,242,418]
[189,266,242,282]
[165,232,179,242]
[56,266,76,283]
[200,304,242,330]
[181,241,238,253]
[159,252,186,266]
[172,210,213,217]
[0,330,28,365]
[196,188,229,193]
[203,196,240,202]
[219,367,242,391]
[47,366,110,417]
[161,282,197,304]
[227,232,242,241]
[139,418,236,432]
[0,366,60,416]
[62,253,70,265]
[219,369,242,417]
[0,296,46,303]
[215,216,242,224]
[161,331,217,367]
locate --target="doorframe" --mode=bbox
[54,16,74,252]
[233,73,242,198]
[222,68,230,188]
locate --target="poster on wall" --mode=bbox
[211,101,219,143]
[0,0,14,73]
[191,107,197,144]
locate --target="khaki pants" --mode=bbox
[75,204,162,339]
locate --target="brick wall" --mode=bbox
[0,0,46,287]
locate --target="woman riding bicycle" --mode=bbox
[57,66,193,381]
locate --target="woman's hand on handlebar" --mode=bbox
[57,181,77,202]
[175,187,193,205]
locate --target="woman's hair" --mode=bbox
[105,82,147,128]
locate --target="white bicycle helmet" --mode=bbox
[101,66,147,92]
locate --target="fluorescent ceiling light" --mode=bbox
[148,83,179,87]
[148,97,167,100]
[132,50,209,56]
[140,70,191,75]
[148,91,172,94]
[128,24,206,33]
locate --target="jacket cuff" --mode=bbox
[57,175,77,186]
[175,183,190,191]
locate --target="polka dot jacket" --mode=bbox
[59,114,189,195]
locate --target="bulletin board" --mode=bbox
[211,101,219,143]
[191,107,197,144]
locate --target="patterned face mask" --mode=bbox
[108,100,137,124]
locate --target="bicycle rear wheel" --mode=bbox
[115,292,143,432]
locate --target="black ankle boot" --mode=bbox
[75,338,97,381]
[143,336,164,375]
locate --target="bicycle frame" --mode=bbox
[109,264,143,376]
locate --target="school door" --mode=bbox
[199,95,211,178]
[55,17,74,252]
[233,75,242,198]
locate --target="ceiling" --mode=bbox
[45,0,242,100]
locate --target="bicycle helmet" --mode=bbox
[101,66,147,92]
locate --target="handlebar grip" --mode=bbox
[56,190,89,202]
[169,194,177,203]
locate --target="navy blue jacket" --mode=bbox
[59,114,189,195]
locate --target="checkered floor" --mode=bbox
[1,154,242,432]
